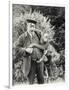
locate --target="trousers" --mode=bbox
[28,60,44,84]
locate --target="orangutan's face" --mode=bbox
[41,33,48,43]
[43,34,48,42]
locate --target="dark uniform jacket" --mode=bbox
[14,31,43,77]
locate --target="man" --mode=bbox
[14,19,44,84]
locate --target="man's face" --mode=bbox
[27,22,35,36]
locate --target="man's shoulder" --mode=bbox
[19,32,27,39]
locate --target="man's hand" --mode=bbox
[25,48,33,54]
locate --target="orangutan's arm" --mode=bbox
[29,43,45,50]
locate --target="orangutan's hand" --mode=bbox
[36,58,43,63]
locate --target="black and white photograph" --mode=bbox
[12,4,65,85]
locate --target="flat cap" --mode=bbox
[26,19,37,24]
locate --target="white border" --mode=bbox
[9,1,12,88]
[9,0,69,89]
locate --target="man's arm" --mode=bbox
[13,33,33,54]
[13,33,26,53]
